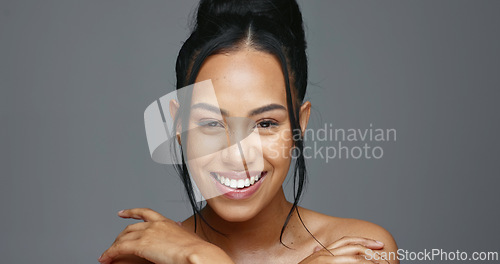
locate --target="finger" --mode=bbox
[122,222,149,234]
[364,250,391,264]
[112,222,149,244]
[309,246,383,264]
[117,208,168,222]
[99,240,137,264]
[113,230,142,244]
[310,255,378,264]
[328,244,372,256]
[327,236,384,250]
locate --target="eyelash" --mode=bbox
[197,119,279,129]
[197,120,224,128]
[255,119,279,129]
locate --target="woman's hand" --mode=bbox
[98,208,234,264]
[298,236,390,264]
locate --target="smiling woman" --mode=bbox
[99,0,398,263]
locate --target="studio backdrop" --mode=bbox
[1,0,499,263]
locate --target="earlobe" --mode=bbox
[169,99,180,121]
[169,99,182,144]
[299,101,311,136]
[176,133,181,145]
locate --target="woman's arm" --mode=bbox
[342,219,399,264]
[110,245,235,264]
[299,219,399,264]
[99,208,235,264]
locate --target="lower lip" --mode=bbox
[211,172,267,200]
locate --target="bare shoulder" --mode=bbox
[298,206,398,251]
[338,217,397,249]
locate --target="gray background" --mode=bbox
[1,0,499,263]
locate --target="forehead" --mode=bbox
[192,50,287,116]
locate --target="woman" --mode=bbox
[99,0,398,263]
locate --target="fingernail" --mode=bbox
[314,246,321,252]
[176,221,183,226]
[98,255,108,264]
[118,209,125,215]
[375,240,384,246]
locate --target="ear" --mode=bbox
[169,99,181,144]
[299,101,311,135]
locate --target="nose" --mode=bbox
[220,118,263,171]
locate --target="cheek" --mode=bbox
[185,128,226,161]
[261,129,294,169]
[185,133,219,177]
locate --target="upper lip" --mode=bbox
[212,171,264,180]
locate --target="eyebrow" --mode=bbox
[248,103,287,116]
[191,103,286,116]
[191,103,228,116]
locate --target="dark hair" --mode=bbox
[172,0,324,250]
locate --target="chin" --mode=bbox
[207,197,263,223]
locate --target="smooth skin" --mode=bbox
[99,49,398,264]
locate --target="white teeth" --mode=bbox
[230,179,237,188]
[237,179,245,188]
[213,172,265,189]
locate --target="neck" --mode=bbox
[197,188,298,254]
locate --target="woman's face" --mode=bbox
[182,49,309,222]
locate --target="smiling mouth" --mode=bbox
[209,171,267,189]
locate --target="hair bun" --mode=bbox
[195,0,304,38]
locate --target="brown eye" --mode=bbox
[257,120,278,129]
[198,120,224,128]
